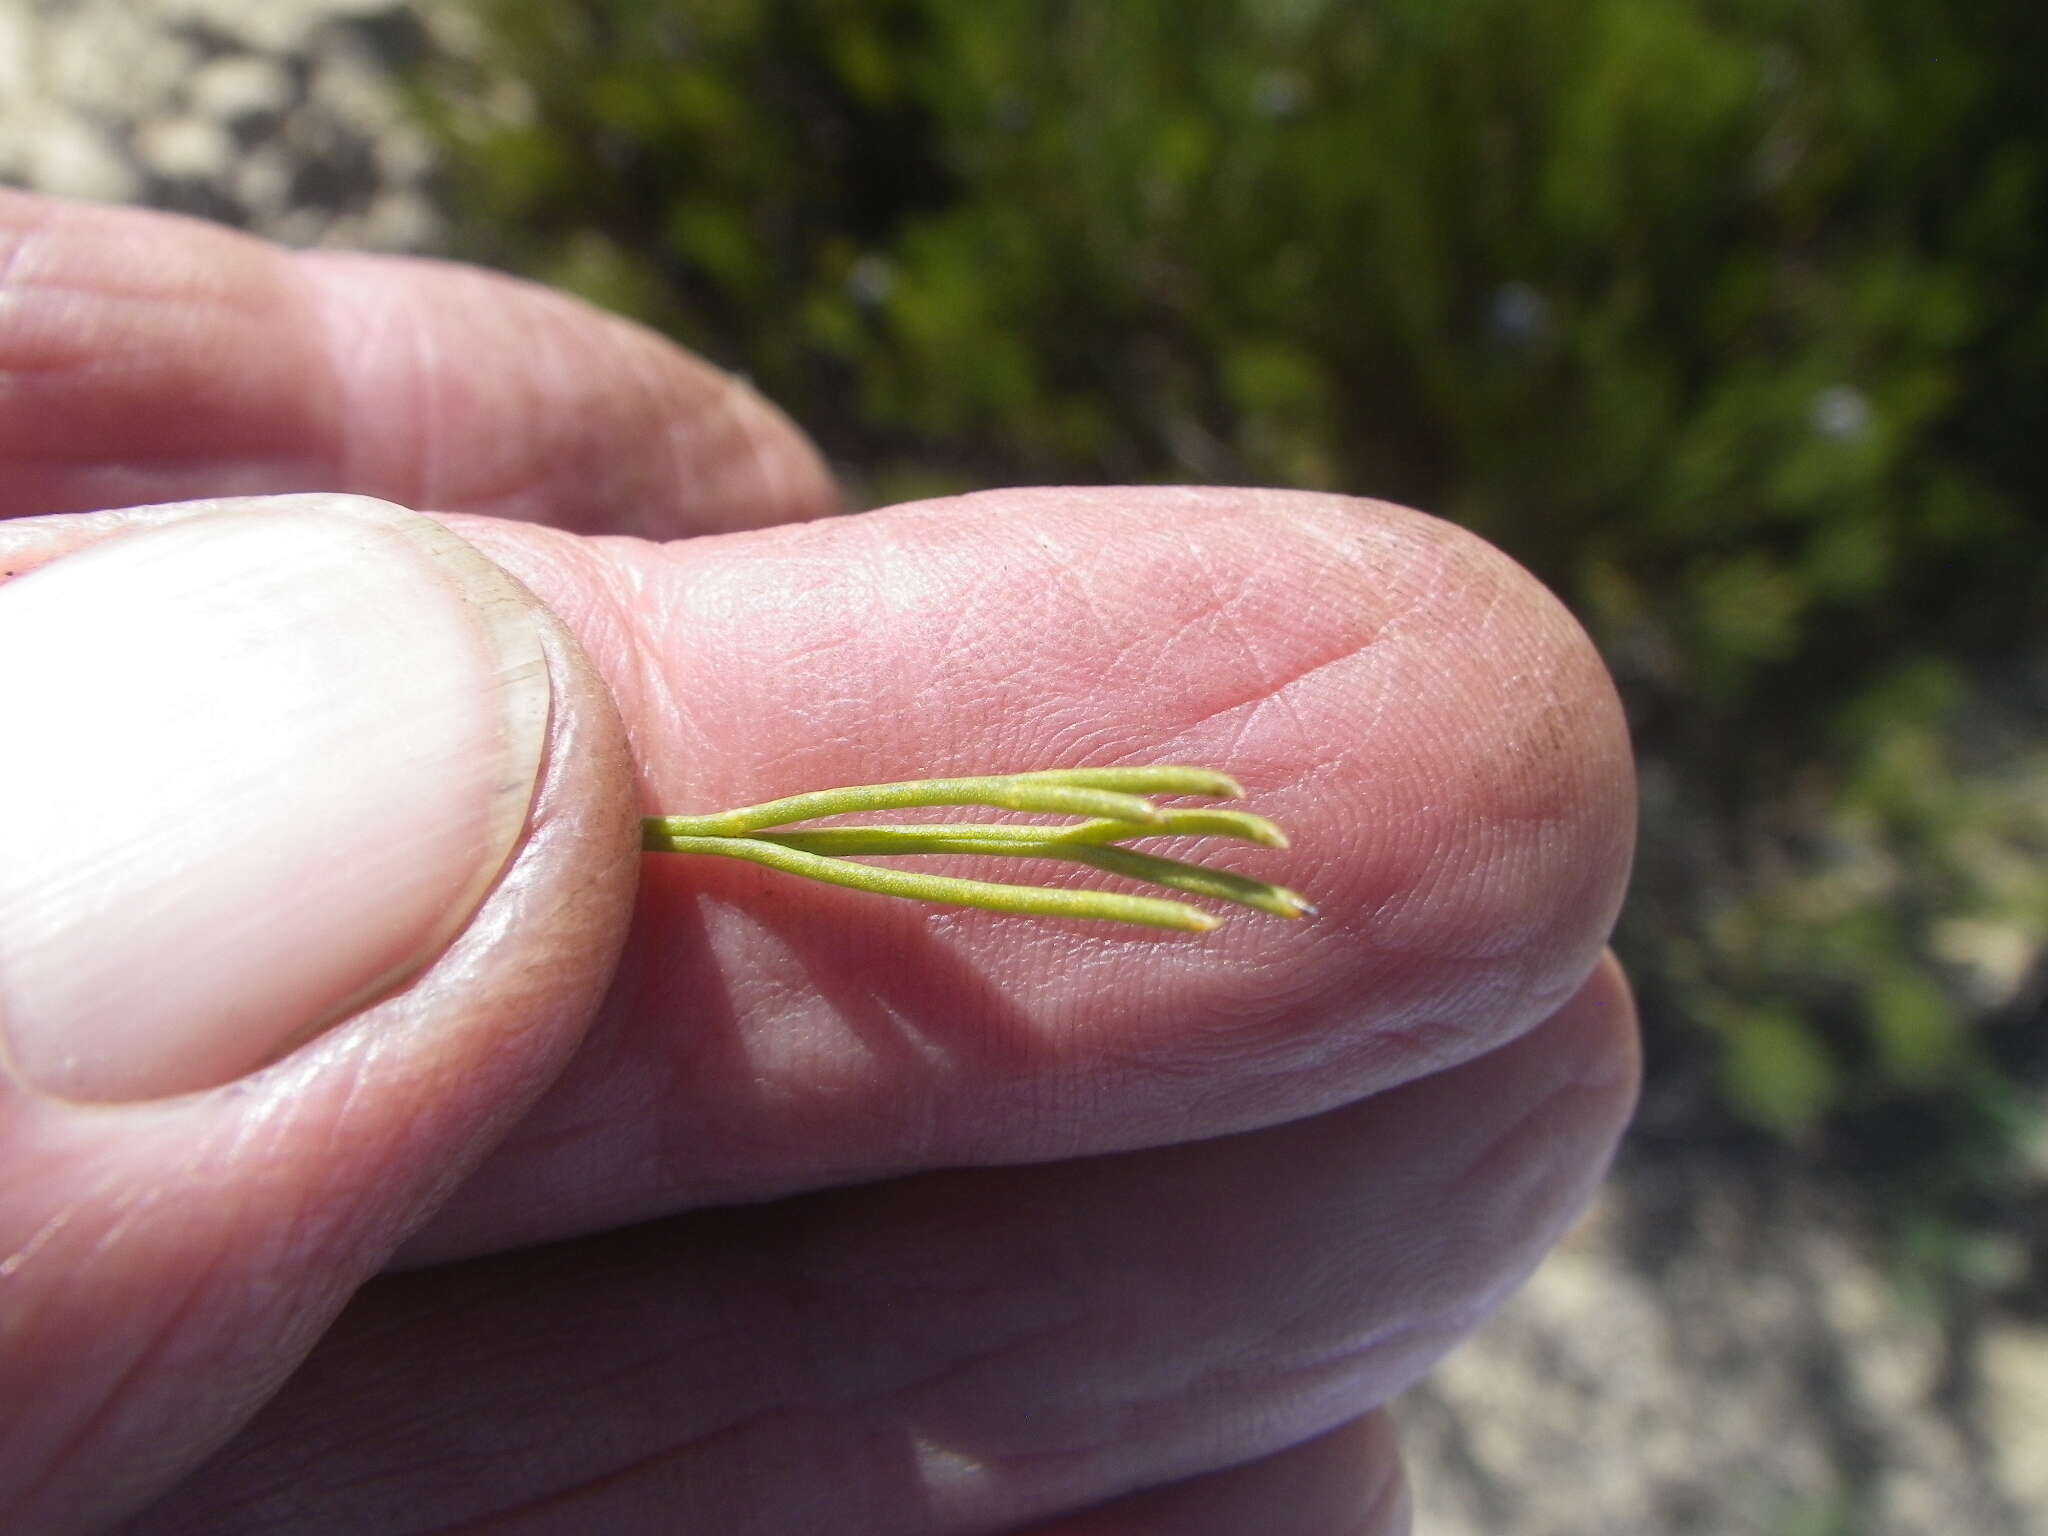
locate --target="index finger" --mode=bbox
[412,484,1637,1259]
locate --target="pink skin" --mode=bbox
[0,191,1637,1534]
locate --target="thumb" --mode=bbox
[0,496,638,1531]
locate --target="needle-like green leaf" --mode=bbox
[641,767,1304,931]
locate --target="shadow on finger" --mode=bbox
[129,959,1633,1536]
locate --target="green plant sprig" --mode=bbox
[641,767,1310,932]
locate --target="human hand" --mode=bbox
[0,190,1637,1534]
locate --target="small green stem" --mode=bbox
[1058,845,1316,919]
[734,807,1287,851]
[749,832,1311,919]
[640,767,1304,931]
[653,834,1219,931]
[642,773,1163,838]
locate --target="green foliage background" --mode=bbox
[417,0,2048,1303]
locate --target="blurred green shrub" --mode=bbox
[418,0,2048,1292]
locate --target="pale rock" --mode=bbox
[134,113,233,180]
[188,53,294,136]
[16,107,140,203]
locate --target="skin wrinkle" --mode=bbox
[1165,541,1406,800]
[1349,974,1546,1091]
[0,1164,140,1491]
[988,508,1215,721]
[0,254,265,316]
[1445,1072,1626,1254]
[1144,890,1545,1101]
[14,1252,216,1525]
[1179,638,1371,746]
[1077,513,1378,801]
[903,1118,1506,1482]
[321,263,477,514]
[3,270,291,431]
[882,1290,1428,1529]
[522,316,648,521]
[1176,517,1319,703]
[0,277,131,381]
[308,259,440,513]
[880,1304,1102,1444]
[392,274,446,514]
[781,1202,1094,1413]
[233,1105,377,1297]
[1220,1316,1450,1414]
[665,549,858,776]
[1025,1417,1406,1536]
[1195,1350,1436,1486]
[908,1366,1263,1534]
[699,376,803,531]
[1013,1287,1289,1462]
[1024,523,1122,686]
[655,512,1138,798]
[0,239,339,515]
[847,511,1044,763]
[456,1347,762,1500]
[319,1247,884,1534]
[214,1266,768,1529]
[411,1409,880,1536]
[918,581,1010,725]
